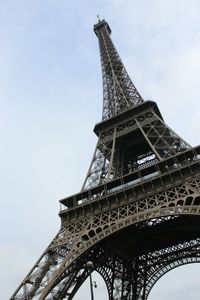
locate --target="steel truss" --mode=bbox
[11,175,200,299]
[82,102,190,190]
[94,19,143,121]
[10,19,200,300]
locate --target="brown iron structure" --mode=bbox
[11,19,200,300]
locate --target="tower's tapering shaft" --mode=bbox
[81,19,190,190]
[10,20,199,300]
[94,19,144,120]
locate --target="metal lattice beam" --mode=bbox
[94,19,143,121]
[10,19,200,300]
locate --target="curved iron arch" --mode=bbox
[144,257,200,299]
[38,177,200,299]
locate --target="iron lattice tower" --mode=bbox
[11,19,200,300]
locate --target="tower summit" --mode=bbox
[94,19,143,120]
[11,20,200,300]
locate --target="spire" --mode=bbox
[94,19,144,120]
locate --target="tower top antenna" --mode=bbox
[97,14,101,22]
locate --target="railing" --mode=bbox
[59,146,200,212]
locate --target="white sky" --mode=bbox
[1,0,200,299]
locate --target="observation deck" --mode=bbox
[59,146,200,224]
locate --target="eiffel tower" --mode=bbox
[11,19,200,300]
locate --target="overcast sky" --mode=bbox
[1,0,200,299]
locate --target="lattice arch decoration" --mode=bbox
[144,257,200,299]
[33,177,200,299]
